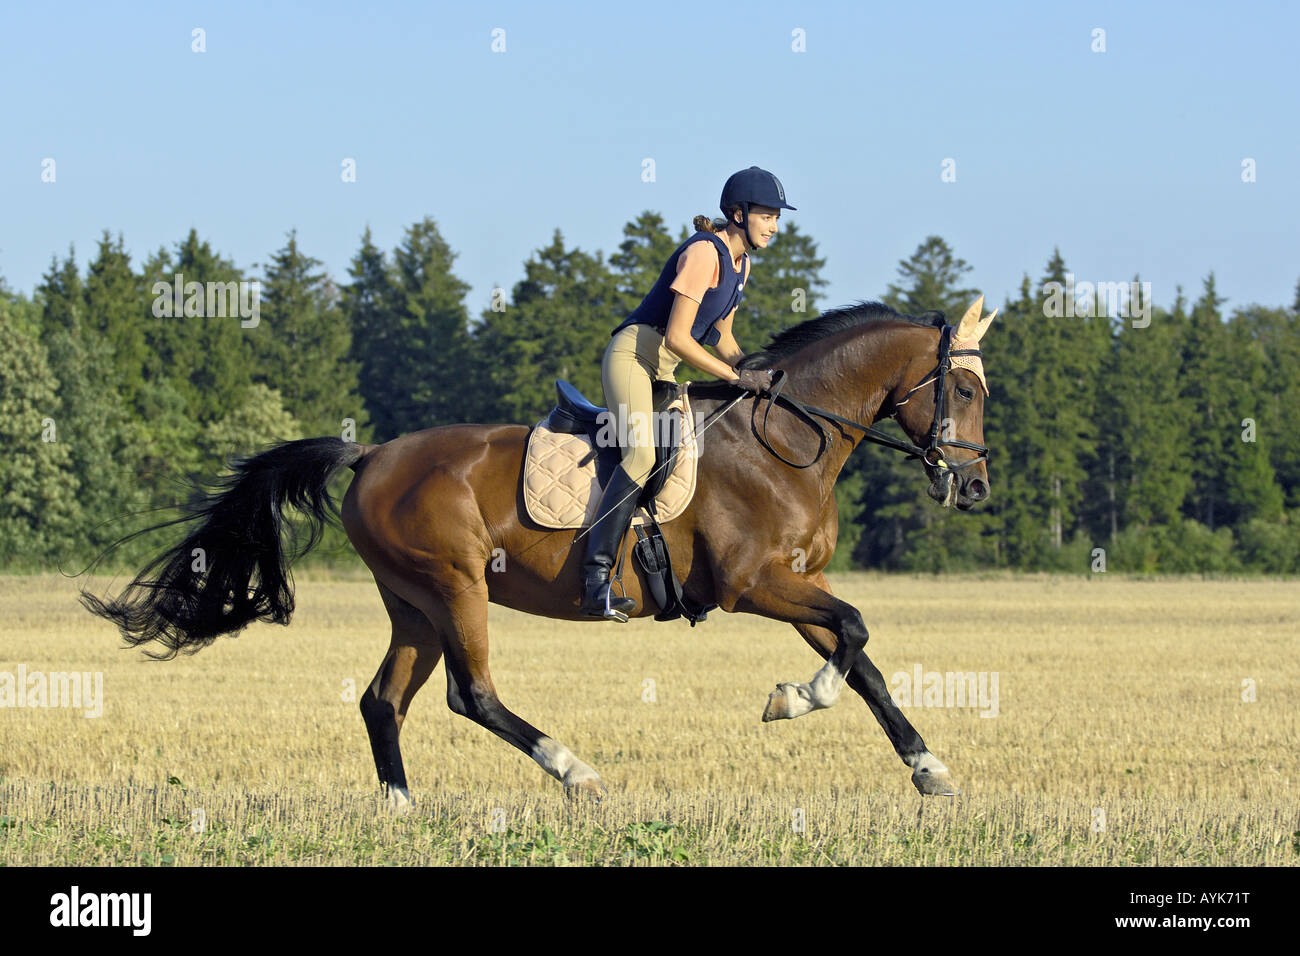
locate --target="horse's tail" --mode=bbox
[81,437,371,660]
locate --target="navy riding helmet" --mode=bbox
[720,166,797,250]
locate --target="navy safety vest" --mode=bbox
[611,231,747,347]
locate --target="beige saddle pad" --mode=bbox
[523,388,699,529]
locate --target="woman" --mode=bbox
[580,165,795,619]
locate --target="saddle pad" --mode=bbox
[523,390,699,529]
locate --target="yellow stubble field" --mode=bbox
[1,571,1296,866]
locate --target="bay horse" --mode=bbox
[81,296,996,807]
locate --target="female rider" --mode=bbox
[580,165,795,619]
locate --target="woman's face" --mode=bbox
[735,204,781,248]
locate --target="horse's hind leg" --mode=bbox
[361,581,444,812]
[426,575,606,799]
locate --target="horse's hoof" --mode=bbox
[564,776,607,802]
[387,786,415,813]
[911,767,961,796]
[759,686,800,723]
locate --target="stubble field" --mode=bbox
[1,571,1296,866]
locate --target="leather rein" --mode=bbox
[752,324,989,473]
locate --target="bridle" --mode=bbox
[753,324,990,475]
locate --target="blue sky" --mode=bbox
[2,0,1296,319]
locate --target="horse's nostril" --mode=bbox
[967,478,988,500]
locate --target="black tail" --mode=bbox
[80,437,366,659]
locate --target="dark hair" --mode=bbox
[693,206,738,234]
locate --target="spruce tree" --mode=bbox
[473,229,619,424]
[252,230,366,438]
[1181,274,1235,530]
[1100,292,1193,532]
[85,231,149,415]
[343,227,400,436]
[37,251,149,559]
[147,229,255,424]
[375,217,473,437]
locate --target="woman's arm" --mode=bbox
[663,292,739,382]
[711,308,745,366]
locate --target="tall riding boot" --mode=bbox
[579,463,643,620]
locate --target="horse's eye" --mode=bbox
[956,386,974,401]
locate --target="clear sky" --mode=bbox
[2,0,1296,319]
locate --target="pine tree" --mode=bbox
[1233,303,1300,507]
[37,251,149,560]
[1030,249,1099,562]
[1099,291,1193,533]
[252,231,366,438]
[85,231,149,415]
[1221,308,1285,522]
[1181,274,1235,530]
[884,236,980,320]
[135,243,207,489]
[473,229,620,424]
[343,227,401,436]
[146,229,255,424]
[364,217,474,437]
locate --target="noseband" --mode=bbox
[754,324,990,474]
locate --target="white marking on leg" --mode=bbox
[773,661,846,720]
[807,659,846,709]
[388,785,413,812]
[906,751,950,775]
[531,736,601,787]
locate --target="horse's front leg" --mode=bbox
[730,563,865,720]
[731,565,959,796]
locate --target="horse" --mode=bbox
[81,296,997,808]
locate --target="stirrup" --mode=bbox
[581,571,633,622]
[600,588,630,624]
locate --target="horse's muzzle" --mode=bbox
[927,468,989,510]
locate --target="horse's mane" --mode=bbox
[681,300,946,401]
[735,300,946,370]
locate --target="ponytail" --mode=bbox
[693,213,730,234]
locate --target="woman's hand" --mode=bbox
[734,368,775,393]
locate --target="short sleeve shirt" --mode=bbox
[668,239,750,305]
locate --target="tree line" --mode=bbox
[1,215,1297,574]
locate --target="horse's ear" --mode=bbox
[973,308,997,343]
[955,295,985,340]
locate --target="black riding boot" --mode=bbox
[579,463,643,621]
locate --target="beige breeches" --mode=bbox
[601,324,681,488]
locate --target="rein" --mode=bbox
[752,324,989,473]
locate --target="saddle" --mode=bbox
[525,380,699,527]
[522,380,714,625]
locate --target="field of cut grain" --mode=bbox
[1,571,1296,865]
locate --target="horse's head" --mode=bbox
[890,296,996,511]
